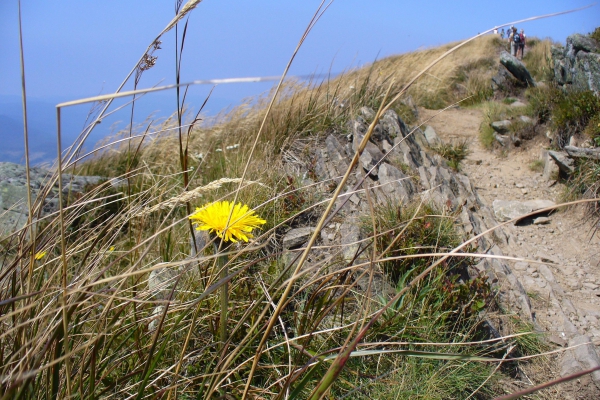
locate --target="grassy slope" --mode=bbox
[0,34,556,399]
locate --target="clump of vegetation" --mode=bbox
[529,159,544,173]
[522,37,555,81]
[583,113,600,146]
[552,89,600,145]
[524,84,557,123]
[568,159,600,214]
[590,26,600,43]
[432,140,470,170]
[479,101,530,148]
[449,57,496,106]
[523,82,600,148]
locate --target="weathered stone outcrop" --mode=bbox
[499,51,536,87]
[288,107,534,321]
[564,145,600,160]
[552,33,600,95]
[0,162,121,236]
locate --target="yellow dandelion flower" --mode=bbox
[109,246,115,252]
[35,251,47,260]
[189,201,266,243]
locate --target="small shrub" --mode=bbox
[567,159,600,215]
[509,119,537,141]
[432,140,470,171]
[553,90,600,140]
[590,26,600,43]
[582,112,600,146]
[525,84,558,123]
[480,122,496,148]
[419,91,449,110]
[449,58,495,106]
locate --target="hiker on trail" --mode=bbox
[500,28,505,39]
[493,28,498,35]
[517,29,526,59]
[509,26,518,57]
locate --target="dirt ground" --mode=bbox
[419,105,600,398]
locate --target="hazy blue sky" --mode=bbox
[1,0,598,163]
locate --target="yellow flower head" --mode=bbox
[189,201,266,243]
[109,246,115,252]
[35,251,47,260]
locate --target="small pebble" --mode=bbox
[533,217,551,225]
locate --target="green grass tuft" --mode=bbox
[432,140,470,171]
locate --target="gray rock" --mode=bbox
[423,125,441,146]
[541,150,560,181]
[548,151,575,174]
[282,227,316,249]
[518,115,534,124]
[493,200,534,222]
[380,109,405,140]
[359,145,384,176]
[523,199,556,210]
[548,335,567,347]
[561,335,600,389]
[411,127,429,149]
[569,33,600,54]
[564,145,600,161]
[492,199,556,222]
[573,51,600,94]
[377,163,414,203]
[499,51,536,87]
[340,218,362,263]
[189,230,209,257]
[148,267,178,300]
[553,33,600,95]
[315,135,351,184]
[351,117,369,152]
[538,264,555,282]
[494,133,507,146]
[511,134,521,147]
[491,120,511,134]
[358,106,375,121]
[513,262,529,271]
[510,101,527,108]
[148,305,166,332]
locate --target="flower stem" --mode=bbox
[214,242,229,349]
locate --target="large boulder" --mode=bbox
[573,51,600,94]
[570,33,600,54]
[552,32,600,95]
[548,150,575,174]
[499,51,536,87]
[492,199,556,222]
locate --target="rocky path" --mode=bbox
[420,106,600,397]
